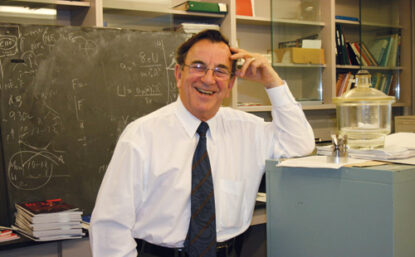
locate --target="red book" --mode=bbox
[17,199,78,215]
[0,230,20,243]
[353,42,371,66]
[236,0,253,16]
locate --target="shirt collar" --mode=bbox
[175,97,218,140]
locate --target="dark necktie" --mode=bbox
[184,122,217,257]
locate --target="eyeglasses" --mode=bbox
[183,63,232,80]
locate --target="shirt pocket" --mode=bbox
[217,179,245,229]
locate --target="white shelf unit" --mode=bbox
[335,0,412,109]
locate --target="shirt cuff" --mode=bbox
[265,81,297,107]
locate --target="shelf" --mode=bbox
[336,65,361,69]
[364,66,403,71]
[4,0,90,8]
[361,22,403,30]
[237,105,272,112]
[239,102,410,112]
[272,18,325,27]
[237,103,336,112]
[236,15,271,25]
[335,19,359,26]
[103,0,225,19]
[336,20,403,30]
[393,102,410,107]
[273,63,326,68]
[302,104,336,111]
[337,65,403,71]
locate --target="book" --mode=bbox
[335,24,350,65]
[388,74,398,96]
[346,42,360,65]
[345,73,355,93]
[16,214,81,231]
[14,199,83,241]
[12,226,83,242]
[0,229,20,243]
[335,15,359,22]
[378,35,393,66]
[173,1,227,14]
[16,199,78,215]
[24,228,82,238]
[336,73,346,96]
[382,73,393,94]
[337,72,352,96]
[360,42,378,66]
[369,36,391,64]
[349,42,369,66]
[335,24,343,64]
[340,24,350,65]
[176,23,220,34]
[387,34,399,67]
[354,42,372,66]
[15,199,82,224]
[278,34,319,49]
[236,0,253,16]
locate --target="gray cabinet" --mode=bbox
[266,160,415,257]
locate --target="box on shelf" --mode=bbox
[274,48,325,65]
[395,116,415,133]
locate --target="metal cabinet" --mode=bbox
[266,160,415,257]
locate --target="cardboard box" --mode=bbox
[395,116,415,133]
[274,47,325,64]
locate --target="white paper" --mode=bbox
[277,155,368,169]
[316,133,415,165]
[256,192,266,202]
[385,132,415,150]
[302,39,321,49]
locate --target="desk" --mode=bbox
[0,237,91,257]
[251,206,266,226]
[266,160,415,257]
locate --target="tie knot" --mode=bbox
[197,122,209,137]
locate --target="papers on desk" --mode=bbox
[316,133,415,165]
[385,132,415,150]
[277,155,368,169]
[256,192,266,203]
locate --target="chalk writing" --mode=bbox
[8,142,65,191]
[0,25,19,58]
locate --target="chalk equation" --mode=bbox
[8,142,66,191]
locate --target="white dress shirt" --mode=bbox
[90,83,315,257]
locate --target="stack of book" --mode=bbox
[336,23,400,67]
[0,228,20,243]
[13,199,84,241]
[176,23,220,34]
[336,72,355,96]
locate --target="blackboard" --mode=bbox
[0,23,188,225]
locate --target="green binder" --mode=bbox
[174,1,227,14]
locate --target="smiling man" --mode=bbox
[90,30,315,257]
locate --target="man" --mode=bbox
[90,30,315,257]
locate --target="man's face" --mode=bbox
[175,39,235,121]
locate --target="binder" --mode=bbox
[173,1,227,14]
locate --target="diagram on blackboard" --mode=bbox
[8,141,65,191]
